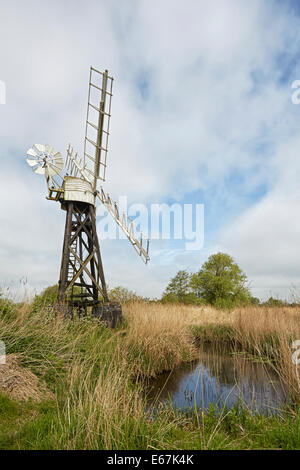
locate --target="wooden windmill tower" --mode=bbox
[25,67,150,325]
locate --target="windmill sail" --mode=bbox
[84,67,113,189]
[96,188,150,265]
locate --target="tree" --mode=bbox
[108,286,143,303]
[163,270,190,297]
[190,253,251,308]
[161,270,200,304]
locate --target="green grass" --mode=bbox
[1,391,299,450]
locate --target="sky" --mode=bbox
[1,0,300,301]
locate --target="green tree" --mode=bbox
[162,270,200,304]
[190,253,251,308]
[163,270,190,297]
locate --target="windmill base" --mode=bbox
[92,302,123,328]
[55,301,122,328]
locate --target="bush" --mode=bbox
[31,285,59,313]
[108,286,146,303]
[0,295,17,320]
[263,297,285,307]
[161,292,206,305]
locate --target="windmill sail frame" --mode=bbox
[84,67,113,188]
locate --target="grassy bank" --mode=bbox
[0,299,299,449]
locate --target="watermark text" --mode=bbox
[97,197,204,251]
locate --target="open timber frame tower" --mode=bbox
[57,199,109,314]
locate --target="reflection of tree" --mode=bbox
[146,347,286,414]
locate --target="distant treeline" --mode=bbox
[2,252,297,310]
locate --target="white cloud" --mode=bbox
[1,0,300,300]
[217,134,300,300]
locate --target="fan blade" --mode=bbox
[53,152,64,170]
[26,157,39,167]
[34,143,45,153]
[46,144,56,155]
[27,148,38,157]
[34,166,45,175]
[53,160,64,172]
[47,162,61,177]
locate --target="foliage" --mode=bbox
[108,286,144,303]
[162,292,205,305]
[161,254,252,308]
[161,270,200,304]
[263,297,286,307]
[31,284,145,311]
[163,270,191,297]
[190,253,251,308]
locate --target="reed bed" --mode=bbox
[123,302,300,395]
[122,302,203,376]
[0,298,300,449]
[233,306,300,397]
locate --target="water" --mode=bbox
[146,347,288,416]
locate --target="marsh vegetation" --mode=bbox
[0,296,300,449]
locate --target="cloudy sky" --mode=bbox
[1,0,300,301]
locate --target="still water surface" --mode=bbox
[146,348,288,415]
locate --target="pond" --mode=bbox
[146,347,288,416]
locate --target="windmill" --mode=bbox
[26,67,150,326]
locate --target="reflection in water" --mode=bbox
[146,347,287,416]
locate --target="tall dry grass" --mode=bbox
[122,302,300,395]
[122,302,208,376]
[233,306,300,397]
